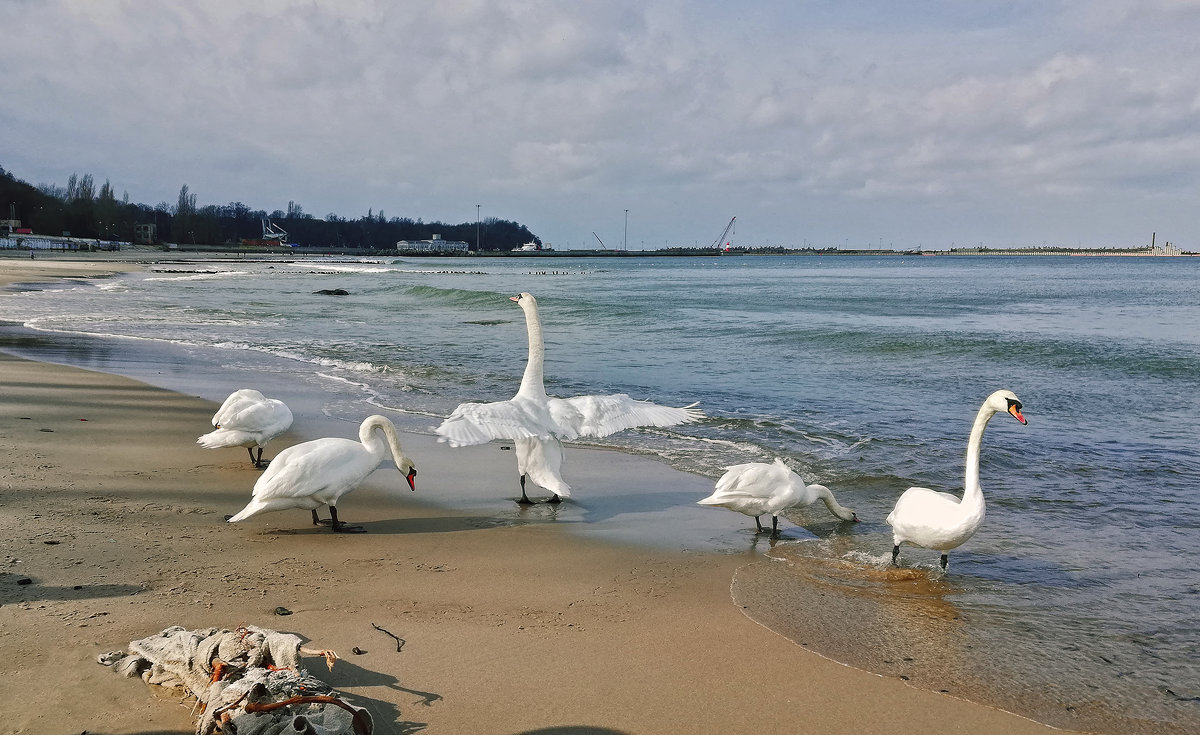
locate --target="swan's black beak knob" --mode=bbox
[1008,404,1027,425]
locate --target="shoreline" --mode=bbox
[3,242,1195,264]
[0,258,1070,734]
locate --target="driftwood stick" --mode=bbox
[371,622,405,652]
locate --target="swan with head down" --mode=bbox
[197,389,293,468]
[227,414,417,533]
[435,292,703,503]
[699,457,858,536]
[886,389,1027,571]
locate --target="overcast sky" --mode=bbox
[3,1,1199,250]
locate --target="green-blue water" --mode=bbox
[3,253,1198,732]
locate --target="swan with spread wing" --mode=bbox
[436,292,703,503]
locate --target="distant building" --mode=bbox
[134,223,157,245]
[396,234,469,253]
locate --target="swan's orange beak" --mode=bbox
[405,467,417,491]
[1008,405,1027,425]
[510,295,521,302]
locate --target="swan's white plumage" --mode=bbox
[699,458,857,531]
[435,292,702,500]
[197,389,293,465]
[227,414,416,529]
[886,389,1027,568]
[436,392,702,446]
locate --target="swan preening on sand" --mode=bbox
[227,414,417,533]
[435,292,704,503]
[197,389,293,468]
[886,389,1027,571]
[699,458,858,536]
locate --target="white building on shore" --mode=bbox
[396,234,469,253]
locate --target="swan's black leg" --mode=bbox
[891,545,900,566]
[246,447,258,465]
[312,509,332,526]
[754,516,765,533]
[940,554,949,571]
[329,506,365,533]
[254,447,265,468]
[770,515,780,538]
[517,475,535,505]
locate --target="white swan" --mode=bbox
[197,389,293,468]
[226,414,417,533]
[435,292,703,503]
[886,389,1027,571]
[699,458,858,536]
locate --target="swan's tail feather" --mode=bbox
[226,500,267,523]
[197,429,255,450]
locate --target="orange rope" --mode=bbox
[243,695,372,735]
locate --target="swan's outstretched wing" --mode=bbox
[556,394,703,438]
[435,399,551,447]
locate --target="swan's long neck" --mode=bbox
[963,403,998,507]
[517,300,546,398]
[360,416,413,471]
[814,485,856,521]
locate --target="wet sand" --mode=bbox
[0,256,1069,734]
[733,540,1199,735]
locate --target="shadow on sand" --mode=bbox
[322,656,441,734]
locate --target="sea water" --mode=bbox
[2,253,1198,733]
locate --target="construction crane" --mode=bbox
[711,217,736,249]
[261,218,288,242]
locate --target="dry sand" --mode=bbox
[0,257,1069,734]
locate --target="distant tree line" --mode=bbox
[0,165,540,251]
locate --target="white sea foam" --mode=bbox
[143,270,254,281]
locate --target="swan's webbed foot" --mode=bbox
[545,494,563,504]
[891,545,901,566]
[328,508,365,533]
[940,554,949,571]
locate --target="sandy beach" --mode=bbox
[0,257,1067,734]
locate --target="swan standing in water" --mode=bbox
[197,389,293,468]
[699,458,858,536]
[886,389,1027,571]
[227,415,417,533]
[436,292,703,503]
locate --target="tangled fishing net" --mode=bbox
[98,624,372,735]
